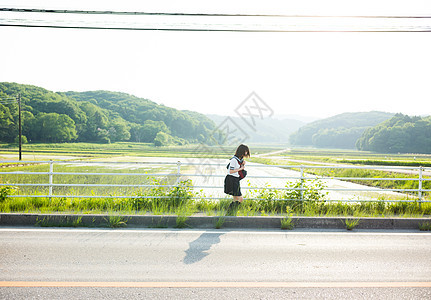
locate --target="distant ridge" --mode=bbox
[289,111,395,149]
[206,114,304,144]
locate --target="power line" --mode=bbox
[0,23,430,32]
[1,7,430,18]
[1,7,430,32]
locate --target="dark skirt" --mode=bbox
[224,175,241,196]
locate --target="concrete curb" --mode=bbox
[1,213,430,230]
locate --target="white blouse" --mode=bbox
[228,157,241,177]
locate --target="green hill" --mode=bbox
[356,113,431,154]
[289,111,394,149]
[0,82,216,145]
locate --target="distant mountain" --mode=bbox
[289,111,395,149]
[207,114,305,144]
[0,82,216,145]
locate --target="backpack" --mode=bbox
[226,156,247,180]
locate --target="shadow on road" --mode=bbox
[183,232,224,264]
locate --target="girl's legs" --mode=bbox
[227,196,242,215]
[233,196,243,203]
[228,180,242,214]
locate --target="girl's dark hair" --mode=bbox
[235,144,250,159]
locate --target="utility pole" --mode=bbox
[17,93,22,161]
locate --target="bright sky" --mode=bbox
[1,0,430,119]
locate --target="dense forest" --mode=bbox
[0,82,216,145]
[289,111,394,149]
[356,114,431,154]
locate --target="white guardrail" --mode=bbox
[0,160,430,203]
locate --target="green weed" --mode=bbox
[35,216,84,227]
[419,222,431,231]
[175,215,189,228]
[105,215,128,228]
[344,218,361,230]
[281,207,295,230]
[0,185,17,202]
[280,216,294,230]
[215,211,227,229]
[174,204,195,228]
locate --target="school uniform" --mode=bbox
[224,156,243,196]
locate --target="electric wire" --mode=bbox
[1,7,430,32]
[0,23,429,32]
[0,8,430,18]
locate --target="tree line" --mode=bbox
[0,82,216,145]
[289,111,431,154]
[356,113,431,154]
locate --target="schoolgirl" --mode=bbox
[224,144,250,211]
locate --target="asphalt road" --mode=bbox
[1,228,431,299]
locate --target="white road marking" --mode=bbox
[0,228,429,236]
[1,281,431,288]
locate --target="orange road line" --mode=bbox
[1,282,431,288]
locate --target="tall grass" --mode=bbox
[1,174,430,218]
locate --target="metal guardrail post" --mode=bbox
[418,166,423,205]
[176,161,181,186]
[300,165,304,201]
[48,160,53,197]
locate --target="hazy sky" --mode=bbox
[1,0,430,119]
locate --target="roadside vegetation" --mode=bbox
[1,177,430,218]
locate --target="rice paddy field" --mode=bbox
[0,142,282,160]
[272,148,431,167]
